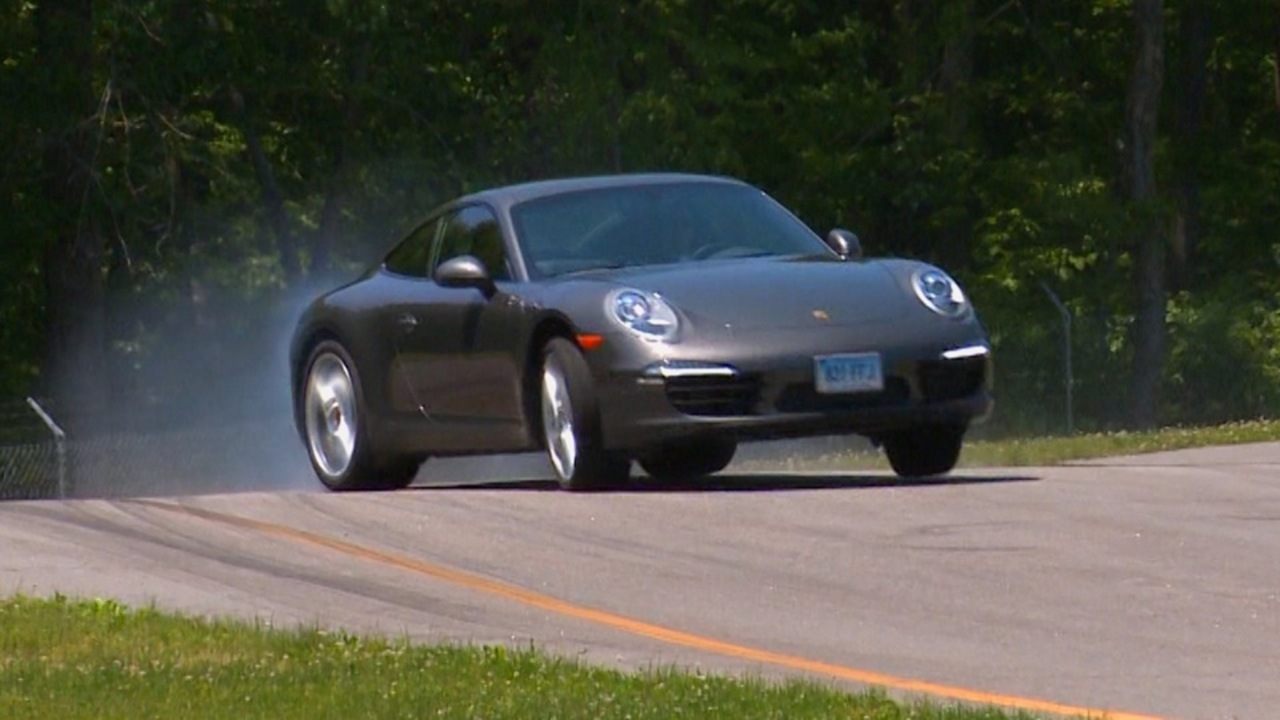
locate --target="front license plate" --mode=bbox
[815,353,884,394]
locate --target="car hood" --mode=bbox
[579,256,913,331]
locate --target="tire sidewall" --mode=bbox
[540,338,624,490]
[883,424,964,477]
[639,435,737,481]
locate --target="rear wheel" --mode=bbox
[882,424,965,478]
[540,338,630,491]
[302,340,416,491]
[639,436,737,483]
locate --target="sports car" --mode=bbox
[290,173,993,491]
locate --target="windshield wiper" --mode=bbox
[557,262,628,277]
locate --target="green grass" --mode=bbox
[0,595,1036,720]
[745,418,1280,473]
[961,418,1280,467]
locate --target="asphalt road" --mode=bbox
[2,443,1278,719]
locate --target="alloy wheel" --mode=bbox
[305,352,359,479]
[541,363,577,481]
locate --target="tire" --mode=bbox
[539,338,630,491]
[378,456,423,491]
[301,340,413,491]
[639,436,737,483]
[882,424,965,478]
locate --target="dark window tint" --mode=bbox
[383,219,438,278]
[511,182,825,277]
[434,205,509,280]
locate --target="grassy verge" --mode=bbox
[0,595,1035,720]
[961,418,1280,468]
[741,418,1280,472]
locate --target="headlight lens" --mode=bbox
[607,289,679,341]
[912,268,969,318]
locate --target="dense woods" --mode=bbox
[3,0,1278,437]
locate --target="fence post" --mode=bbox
[26,398,68,499]
[1038,282,1074,435]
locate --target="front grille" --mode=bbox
[773,377,910,413]
[919,357,986,401]
[665,376,760,416]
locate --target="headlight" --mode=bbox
[607,289,679,342]
[912,268,969,318]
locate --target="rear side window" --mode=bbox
[384,219,438,278]
[433,204,510,280]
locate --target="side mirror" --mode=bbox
[825,229,863,261]
[434,255,497,297]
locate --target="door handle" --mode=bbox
[397,314,419,331]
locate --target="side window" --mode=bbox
[383,219,439,278]
[432,205,510,281]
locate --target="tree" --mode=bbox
[1125,0,1167,428]
[4,0,1280,437]
[35,0,108,420]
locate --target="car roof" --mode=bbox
[456,173,749,211]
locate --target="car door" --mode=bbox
[379,215,446,419]
[394,203,528,451]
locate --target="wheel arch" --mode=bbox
[291,325,343,439]
[521,313,578,448]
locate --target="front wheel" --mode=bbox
[882,424,965,478]
[639,436,737,483]
[539,338,630,491]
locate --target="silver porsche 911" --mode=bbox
[290,173,993,491]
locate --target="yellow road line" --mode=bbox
[134,498,1164,720]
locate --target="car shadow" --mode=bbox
[413,471,1039,493]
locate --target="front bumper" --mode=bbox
[588,325,994,451]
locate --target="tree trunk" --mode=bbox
[1275,7,1280,118]
[1126,0,1166,429]
[36,0,108,425]
[940,0,974,143]
[1172,0,1208,288]
[938,1,975,271]
[228,85,302,285]
[315,36,372,279]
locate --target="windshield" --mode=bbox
[510,182,828,277]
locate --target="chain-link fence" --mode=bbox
[0,441,59,500]
[0,400,57,500]
[0,400,316,501]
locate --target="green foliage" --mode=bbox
[1165,290,1280,423]
[2,0,1279,429]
